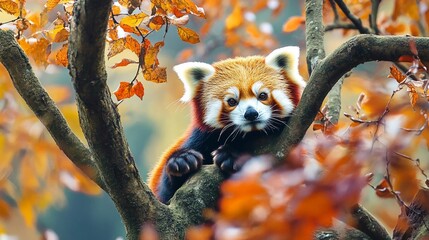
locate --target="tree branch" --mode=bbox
[305,0,326,74]
[0,29,105,190]
[67,1,162,238]
[334,0,371,34]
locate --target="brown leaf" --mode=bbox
[225,2,243,30]
[408,88,418,109]
[132,81,144,99]
[282,16,305,33]
[143,67,167,83]
[111,58,138,68]
[114,82,134,101]
[108,38,126,59]
[177,26,200,44]
[388,66,406,83]
[0,0,19,15]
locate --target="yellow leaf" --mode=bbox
[112,5,121,15]
[107,38,126,59]
[20,156,39,190]
[44,0,60,11]
[177,26,200,44]
[0,0,19,15]
[47,24,70,42]
[18,38,51,68]
[120,12,147,28]
[225,2,243,30]
[18,195,35,227]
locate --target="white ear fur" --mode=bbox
[173,62,215,102]
[265,46,306,88]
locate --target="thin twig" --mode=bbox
[370,0,381,34]
[334,0,371,34]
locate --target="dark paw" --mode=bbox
[212,146,251,174]
[166,149,203,177]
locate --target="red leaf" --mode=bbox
[375,178,394,198]
[132,81,144,100]
[114,82,134,101]
[111,59,138,68]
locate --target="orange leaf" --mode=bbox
[47,24,70,42]
[388,66,406,83]
[114,82,134,101]
[132,81,144,99]
[392,0,419,20]
[177,26,200,44]
[18,37,51,67]
[148,15,165,31]
[375,178,394,198]
[125,35,141,56]
[112,5,121,15]
[0,0,19,15]
[225,2,243,30]
[111,58,137,68]
[408,88,418,109]
[54,43,68,67]
[282,16,305,33]
[0,199,10,218]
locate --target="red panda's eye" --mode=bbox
[227,98,238,107]
[258,92,268,101]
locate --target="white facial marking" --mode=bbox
[224,86,239,101]
[252,81,263,95]
[229,98,272,132]
[204,99,223,128]
[272,90,294,117]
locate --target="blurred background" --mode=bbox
[1,0,428,239]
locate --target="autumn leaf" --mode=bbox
[375,178,394,198]
[114,81,134,101]
[177,26,200,44]
[0,199,10,218]
[111,58,138,68]
[44,0,60,11]
[107,38,126,59]
[125,35,141,56]
[18,37,51,67]
[283,16,305,33]
[408,87,418,109]
[111,5,121,15]
[148,15,165,31]
[0,0,19,15]
[388,66,406,83]
[120,12,147,28]
[47,24,70,42]
[392,0,419,20]
[225,2,243,30]
[54,43,68,67]
[143,67,167,83]
[132,81,144,99]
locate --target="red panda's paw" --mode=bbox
[212,146,252,174]
[166,149,203,177]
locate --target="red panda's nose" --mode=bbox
[244,107,259,121]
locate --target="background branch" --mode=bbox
[334,0,371,34]
[0,29,105,190]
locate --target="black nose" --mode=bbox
[244,107,259,121]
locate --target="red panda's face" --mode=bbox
[174,46,306,133]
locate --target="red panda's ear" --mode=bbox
[265,46,306,88]
[173,62,215,102]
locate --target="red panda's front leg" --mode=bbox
[212,145,252,174]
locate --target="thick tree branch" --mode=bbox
[0,29,105,190]
[305,0,326,74]
[67,1,162,238]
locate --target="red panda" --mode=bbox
[148,46,306,203]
